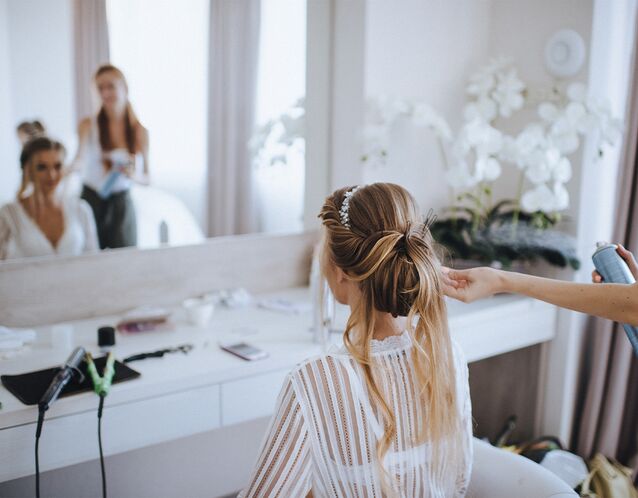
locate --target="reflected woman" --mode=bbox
[0,137,98,260]
[73,64,149,249]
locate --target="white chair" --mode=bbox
[468,438,578,497]
[130,185,205,248]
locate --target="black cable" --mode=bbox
[98,395,107,498]
[35,409,45,498]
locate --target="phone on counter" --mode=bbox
[219,342,268,361]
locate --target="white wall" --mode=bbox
[7,0,76,155]
[487,0,593,233]
[0,0,76,205]
[362,0,594,225]
[363,0,493,211]
[0,0,18,204]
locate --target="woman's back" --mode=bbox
[240,183,473,497]
[240,333,472,498]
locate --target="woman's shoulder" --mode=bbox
[0,201,23,233]
[288,350,352,383]
[0,201,21,218]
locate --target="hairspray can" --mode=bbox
[592,242,638,355]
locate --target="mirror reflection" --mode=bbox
[0,0,307,260]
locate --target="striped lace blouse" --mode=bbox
[239,331,472,497]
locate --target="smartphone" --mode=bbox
[219,342,268,361]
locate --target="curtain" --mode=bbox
[73,0,110,122]
[207,0,261,236]
[573,9,638,472]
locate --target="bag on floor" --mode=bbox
[579,453,638,498]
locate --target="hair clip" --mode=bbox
[339,186,362,229]
[421,208,437,235]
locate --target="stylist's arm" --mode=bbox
[442,245,638,327]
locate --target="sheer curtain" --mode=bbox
[207,0,261,236]
[72,0,110,122]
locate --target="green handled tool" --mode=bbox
[86,352,116,397]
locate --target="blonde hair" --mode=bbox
[319,183,463,493]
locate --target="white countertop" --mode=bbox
[0,287,553,431]
[0,287,559,483]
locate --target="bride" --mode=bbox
[239,183,472,497]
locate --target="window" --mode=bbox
[253,0,306,233]
[106,0,209,231]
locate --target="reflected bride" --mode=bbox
[0,137,98,260]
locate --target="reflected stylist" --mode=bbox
[73,64,149,249]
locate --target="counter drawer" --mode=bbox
[0,384,221,482]
[221,369,289,426]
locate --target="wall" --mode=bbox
[0,0,18,204]
[361,0,594,232]
[487,0,593,233]
[7,0,76,168]
[0,0,76,205]
[363,0,492,211]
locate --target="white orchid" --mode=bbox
[411,102,453,140]
[464,97,498,122]
[361,58,622,219]
[492,68,525,117]
[525,158,552,185]
[467,70,495,97]
[552,182,570,211]
[360,124,390,168]
[250,98,305,168]
[521,184,555,212]
[459,119,503,156]
[538,102,559,122]
[465,58,525,121]
[476,156,502,182]
[446,160,477,190]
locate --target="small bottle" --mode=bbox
[592,242,638,355]
[98,326,116,353]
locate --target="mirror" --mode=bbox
[0,0,307,261]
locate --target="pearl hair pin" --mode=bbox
[339,186,362,229]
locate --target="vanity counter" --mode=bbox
[0,287,556,482]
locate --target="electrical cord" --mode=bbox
[123,343,193,363]
[98,395,106,498]
[35,408,45,498]
[86,352,115,498]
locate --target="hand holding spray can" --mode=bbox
[592,242,638,355]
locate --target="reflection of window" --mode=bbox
[254,0,306,233]
[106,0,209,231]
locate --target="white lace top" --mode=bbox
[239,331,472,497]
